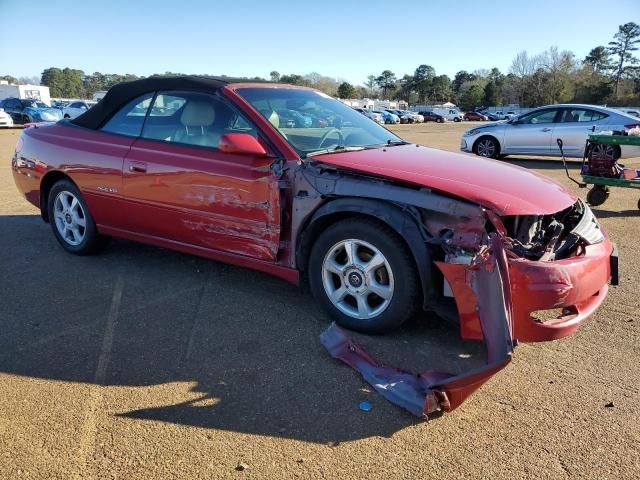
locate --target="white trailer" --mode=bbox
[430,107,463,122]
[0,83,51,105]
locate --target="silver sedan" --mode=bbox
[460,104,640,159]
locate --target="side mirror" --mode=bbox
[219,133,267,157]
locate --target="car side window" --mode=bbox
[560,108,608,123]
[518,109,558,124]
[101,93,154,137]
[141,90,257,149]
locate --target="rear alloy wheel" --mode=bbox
[473,137,500,159]
[308,218,419,333]
[48,179,109,255]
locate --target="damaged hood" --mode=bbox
[316,145,576,215]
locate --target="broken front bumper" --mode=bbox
[439,234,615,343]
[322,235,515,417]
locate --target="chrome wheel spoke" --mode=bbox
[363,252,385,275]
[343,240,359,267]
[330,286,348,303]
[73,213,86,227]
[70,227,82,243]
[356,294,372,317]
[369,281,392,300]
[325,258,346,276]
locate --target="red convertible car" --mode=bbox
[11,76,617,416]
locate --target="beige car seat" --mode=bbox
[173,101,219,147]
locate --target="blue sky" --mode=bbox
[1,0,638,84]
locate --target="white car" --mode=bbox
[461,104,640,159]
[0,108,14,127]
[399,110,424,123]
[62,100,96,119]
[354,108,384,124]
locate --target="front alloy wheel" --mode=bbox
[322,239,394,319]
[474,137,499,159]
[308,217,419,333]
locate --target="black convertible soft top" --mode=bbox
[72,75,266,130]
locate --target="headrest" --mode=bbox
[267,110,279,128]
[181,101,215,127]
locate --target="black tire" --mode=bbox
[473,136,500,159]
[437,118,444,123]
[47,179,109,255]
[453,117,461,122]
[308,217,420,334]
[586,185,609,207]
[64,114,70,119]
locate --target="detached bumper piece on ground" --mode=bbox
[321,235,514,418]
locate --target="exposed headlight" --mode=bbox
[464,129,481,136]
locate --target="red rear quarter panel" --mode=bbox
[12,122,133,228]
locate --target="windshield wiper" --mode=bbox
[305,145,366,158]
[387,139,409,146]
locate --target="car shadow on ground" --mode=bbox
[507,157,582,171]
[0,214,487,444]
[591,208,640,218]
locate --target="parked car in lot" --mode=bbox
[385,109,411,124]
[395,110,423,123]
[62,100,97,119]
[0,97,63,124]
[418,111,445,123]
[354,107,384,124]
[483,112,502,121]
[11,76,616,413]
[461,104,640,159]
[621,109,640,118]
[493,110,518,120]
[0,107,14,127]
[463,111,488,121]
[372,110,400,124]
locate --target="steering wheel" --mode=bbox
[318,128,344,148]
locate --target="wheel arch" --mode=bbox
[296,197,435,308]
[39,170,77,222]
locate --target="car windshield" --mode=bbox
[236,88,403,157]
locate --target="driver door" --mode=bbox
[502,108,560,155]
[121,90,282,261]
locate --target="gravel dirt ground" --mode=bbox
[0,123,638,479]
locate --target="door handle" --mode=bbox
[128,161,147,173]
[541,127,552,132]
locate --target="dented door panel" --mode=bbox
[122,139,281,260]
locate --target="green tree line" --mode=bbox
[2,22,638,108]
